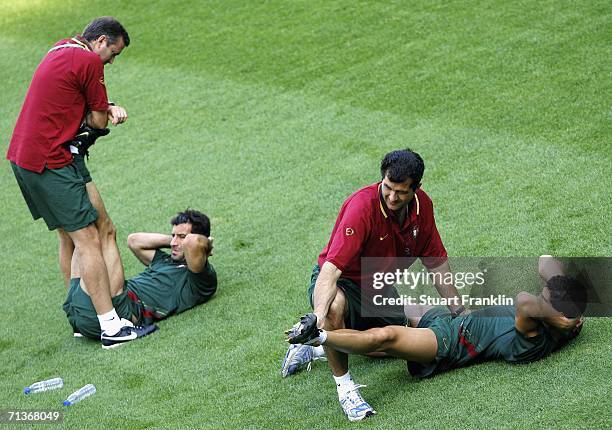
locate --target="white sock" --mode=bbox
[97,309,122,335]
[333,372,354,395]
[317,329,328,345]
[312,345,325,358]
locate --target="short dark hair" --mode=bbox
[547,275,587,318]
[380,149,425,190]
[171,209,210,237]
[83,17,130,47]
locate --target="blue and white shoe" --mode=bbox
[101,319,157,349]
[339,384,376,422]
[281,344,325,377]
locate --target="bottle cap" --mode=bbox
[24,387,31,394]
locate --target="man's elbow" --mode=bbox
[321,261,341,277]
[515,292,536,315]
[127,233,141,251]
[87,111,109,129]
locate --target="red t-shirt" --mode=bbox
[7,37,109,172]
[318,183,447,287]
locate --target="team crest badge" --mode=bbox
[345,228,354,236]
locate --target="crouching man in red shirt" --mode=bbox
[282,149,467,421]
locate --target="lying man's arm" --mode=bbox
[182,234,213,273]
[127,233,171,266]
[428,260,468,316]
[515,255,581,336]
[514,292,580,337]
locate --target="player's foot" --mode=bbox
[69,125,109,158]
[339,384,376,422]
[281,344,326,377]
[285,313,321,345]
[101,320,157,349]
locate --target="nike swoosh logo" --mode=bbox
[101,331,137,341]
[379,234,388,240]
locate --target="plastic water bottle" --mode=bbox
[63,384,96,406]
[23,377,64,394]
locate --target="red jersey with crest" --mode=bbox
[7,37,109,172]
[318,182,447,287]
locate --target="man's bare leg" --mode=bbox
[324,326,438,363]
[319,290,379,421]
[57,182,124,290]
[69,229,153,345]
[72,238,134,323]
[86,182,125,290]
[322,289,349,377]
[66,225,113,314]
[57,229,74,289]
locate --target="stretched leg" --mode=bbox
[322,289,349,377]
[86,182,125,293]
[57,228,74,289]
[67,225,113,314]
[324,325,438,364]
[70,183,124,297]
[57,181,124,292]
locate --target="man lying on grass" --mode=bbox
[286,256,586,421]
[63,209,217,348]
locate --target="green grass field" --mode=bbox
[0,1,610,428]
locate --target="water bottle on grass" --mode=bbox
[23,377,64,394]
[63,384,96,406]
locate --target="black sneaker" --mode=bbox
[70,125,110,158]
[101,324,158,349]
[286,313,320,345]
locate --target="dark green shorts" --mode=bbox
[307,264,407,330]
[407,307,457,378]
[62,278,136,339]
[11,162,97,232]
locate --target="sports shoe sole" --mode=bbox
[346,410,376,422]
[287,313,319,344]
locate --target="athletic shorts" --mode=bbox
[307,264,407,330]
[62,278,136,339]
[407,307,457,378]
[11,162,97,232]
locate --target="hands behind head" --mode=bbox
[554,314,583,332]
[183,234,214,258]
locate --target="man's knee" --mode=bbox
[96,214,116,240]
[325,298,347,330]
[57,228,74,247]
[69,224,102,250]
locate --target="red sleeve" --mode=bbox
[324,199,370,272]
[77,54,108,112]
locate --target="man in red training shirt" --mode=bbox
[282,149,467,421]
[7,16,153,348]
